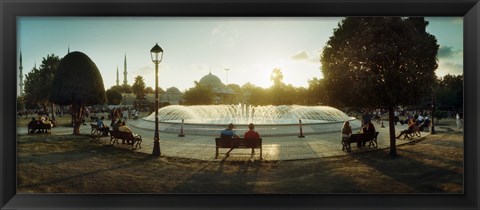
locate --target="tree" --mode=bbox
[184,81,213,105]
[23,54,61,118]
[270,68,285,105]
[145,87,154,94]
[110,84,132,94]
[435,74,463,112]
[50,51,106,134]
[241,83,272,106]
[321,17,439,157]
[131,75,146,99]
[106,89,123,105]
[307,77,327,105]
[270,68,284,86]
[17,96,25,112]
[225,84,242,104]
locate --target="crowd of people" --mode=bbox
[89,114,141,144]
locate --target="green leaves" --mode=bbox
[321,17,439,108]
[132,76,146,99]
[24,54,61,106]
[50,51,106,106]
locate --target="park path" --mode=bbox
[18,119,433,161]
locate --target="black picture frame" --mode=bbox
[1,0,479,209]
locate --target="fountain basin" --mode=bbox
[135,104,361,136]
[134,119,361,137]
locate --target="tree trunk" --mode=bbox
[72,104,83,135]
[50,103,56,121]
[71,106,74,127]
[388,106,397,157]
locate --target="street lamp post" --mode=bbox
[431,90,436,134]
[151,43,164,157]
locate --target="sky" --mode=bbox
[17,17,463,96]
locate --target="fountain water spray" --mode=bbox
[138,104,360,136]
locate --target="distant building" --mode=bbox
[123,53,128,86]
[198,72,237,104]
[18,51,24,96]
[121,72,240,109]
[160,87,184,105]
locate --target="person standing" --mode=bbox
[362,109,371,127]
[122,108,129,122]
[456,112,463,132]
[341,121,352,147]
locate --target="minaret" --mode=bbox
[19,51,24,96]
[68,45,70,54]
[123,53,128,86]
[116,66,119,86]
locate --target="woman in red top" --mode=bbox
[244,123,260,154]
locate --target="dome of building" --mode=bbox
[198,72,223,88]
[166,86,181,94]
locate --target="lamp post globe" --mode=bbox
[150,43,163,157]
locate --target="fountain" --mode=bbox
[135,104,361,136]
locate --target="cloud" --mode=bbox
[291,50,321,64]
[211,24,238,47]
[291,50,309,61]
[437,61,463,76]
[211,25,228,36]
[133,63,153,76]
[131,62,171,78]
[436,45,463,76]
[438,46,462,58]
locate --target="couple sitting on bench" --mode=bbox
[112,119,141,144]
[221,123,260,156]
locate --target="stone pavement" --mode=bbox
[17,119,430,162]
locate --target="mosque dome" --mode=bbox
[166,86,182,94]
[198,72,223,88]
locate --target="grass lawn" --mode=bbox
[16,123,463,193]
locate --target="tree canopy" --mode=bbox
[106,89,123,105]
[132,75,146,99]
[321,17,439,156]
[50,51,106,134]
[183,81,212,105]
[23,54,61,108]
[51,51,106,105]
[435,74,463,111]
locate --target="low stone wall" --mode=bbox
[133,119,361,137]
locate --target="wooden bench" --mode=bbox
[342,132,379,152]
[404,124,423,140]
[90,123,106,136]
[28,122,52,134]
[109,130,142,150]
[215,138,262,160]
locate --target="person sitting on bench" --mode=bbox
[96,116,110,136]
[118,121,140,144]
[244,123,261,154]
[359,122,376,147]
[397,123,415,139]
[220,123,240,156]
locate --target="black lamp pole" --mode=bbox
[151,43,163,157]
[431,90,436,134]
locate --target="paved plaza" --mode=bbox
[18,119,430,161]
